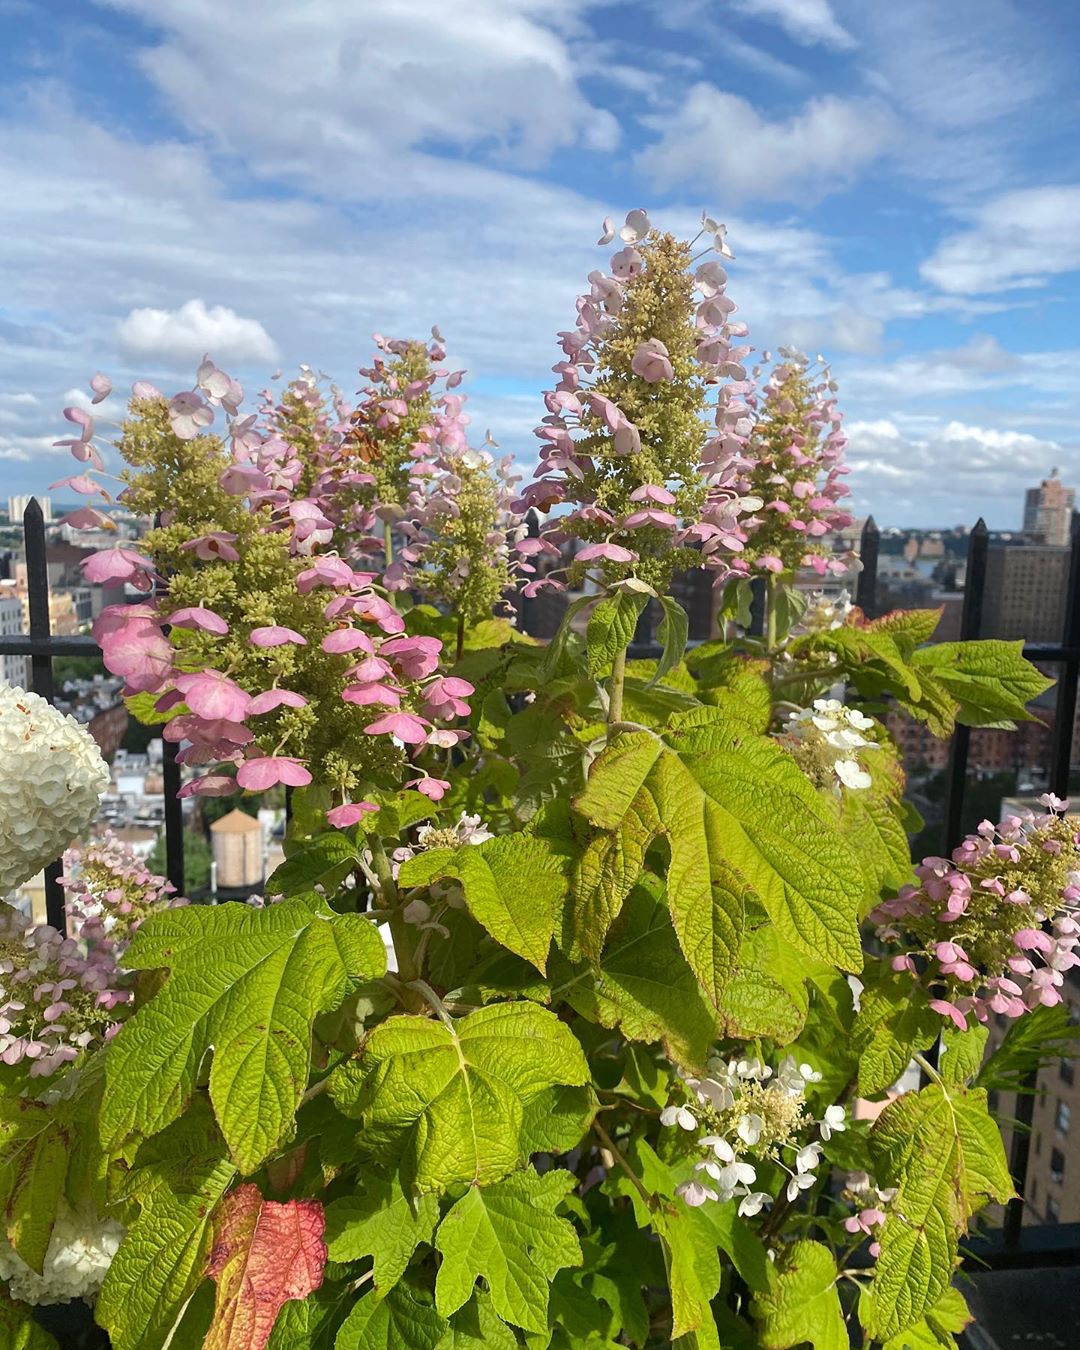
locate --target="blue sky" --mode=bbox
[2,0,1079,526]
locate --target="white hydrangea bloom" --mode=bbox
[0,1201,123,1305]
[794,589,852,634]
[0,684,110,896]
[784,698,879,794]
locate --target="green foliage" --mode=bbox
[330,1002,588,1193]
[336,1285,446,1350]
[97,1112,237,1350]
[434,1168,581,1333]
[398,834,570,972]
[100,900,386,1171]
[586,590,649,678]
[866,1083,1012,1342]
[0,1099,67,1271]
[325,1175,439,1299]
[556,879,718,1070]
[8,278,1063,1350]
[976,1003,1080,1094]
[851,967,940,1097]
[0,1294,59,1350]
[751,1240,845,1350]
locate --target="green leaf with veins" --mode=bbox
[398,833,570,972]
[96,1112,236,1350]
[556,879,718,1071]
[911,639,1054,727]
[330,1002,588,1193]
[324,1174,439,1299]
[0,1292,59,1350]
[651,595,689,686]
[587,589,649,677]
[851,967,941,1097]
[100,899,386,1172]
[435,1290,517,1350]
[0,1099,68,1273]
[751,1240,845,1350]
[867,1084,1012,1341]
[434,1167,581,1333]
[335,1285,446,1350]
[266,830,361,899]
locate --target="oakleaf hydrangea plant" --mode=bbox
[0,209,1067,1350]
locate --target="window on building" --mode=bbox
[1030,1177,1037,1206]
[1056,1101,1072,1135]
[1061,1058,1075,1087]
[1051,1148,1065,1183]
[1035,1131,1042,1156]
[1047,1196,1061,1223]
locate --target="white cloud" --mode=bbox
[847,0,1060,193]
[117,300,279,365]
[638,88,891,203]
[732,0,855,50]
[845,417,1073,526]
[0,434,66,464]
[98,0,617,183]
[921,186,1080,294]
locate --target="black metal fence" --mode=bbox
[0,499,187,925]
[2,498,1078,1269]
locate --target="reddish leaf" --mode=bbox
[205,1183,326,1350]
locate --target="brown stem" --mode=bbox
[592,1118,654,1209]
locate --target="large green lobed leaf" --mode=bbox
[330,1002,588,1193]
[101,900,386,1172]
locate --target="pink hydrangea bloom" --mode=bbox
[174,671,252,722]
[169,607,230,635]
[236,757,313,790]
[250,625,307,647]
[364,711,430,744]
[180,531,240,563]
[327,802,379,828]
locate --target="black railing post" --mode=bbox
[1048,522,1080,798]
[855,515,879,617]
[942,518,989,851]
[161,739,185,896]
[747,576,766,638]
[23,499,67,932]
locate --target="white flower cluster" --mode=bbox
[662,1055,846,1212]
[0,1200,123,1305]
[784,698,877,792]
[0,684,110,897]
[794,589,853,634]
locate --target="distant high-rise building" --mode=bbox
[1023,469,1075,546]
[0,587,27,687]
[983,543,1070,642]
[7,495,52,525]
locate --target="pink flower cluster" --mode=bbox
[60,832,187,956]
[90,579,472,798]
[515,210,757,594]
[312,331,474,554]
[712,350,856,581]
[871,795,1080,1030]
[64,364,474,800]
[0,905,129,1077]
